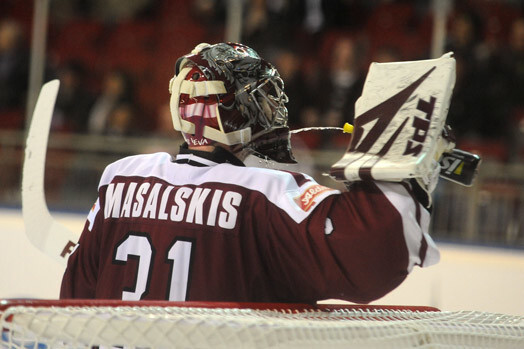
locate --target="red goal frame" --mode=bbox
[0,298,441,313]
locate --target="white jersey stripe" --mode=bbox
[376,182,440,271]
[99,152,340,224]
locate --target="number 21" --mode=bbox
[113,233,194,301]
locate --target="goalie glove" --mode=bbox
[330,52,456,206]
[411,124,456,208]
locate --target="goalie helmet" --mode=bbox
[169,42,295,163]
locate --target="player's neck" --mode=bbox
[188,144,247,162]
[188,145,216,152]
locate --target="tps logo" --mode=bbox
[403,96,436,157]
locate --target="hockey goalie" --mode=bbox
[57,43,455,304]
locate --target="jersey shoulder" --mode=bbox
[235,166,341,221]
[99,152,173,187]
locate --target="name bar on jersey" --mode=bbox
[104,181,242,230]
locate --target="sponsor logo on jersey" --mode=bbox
[295,184,332,212]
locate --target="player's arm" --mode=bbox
[297,52,459,301]
[252,168,436,304]
[59,199,102,299]
[318,180,438,303]
[263,179,436,304]
[298,56,455,302]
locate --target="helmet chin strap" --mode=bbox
[169,64,252,146]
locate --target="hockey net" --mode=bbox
[1,299,523,348]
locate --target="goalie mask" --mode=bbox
[169,42,296,163]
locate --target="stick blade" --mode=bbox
[22,79,79,266]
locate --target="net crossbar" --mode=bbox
[1,300,523,348]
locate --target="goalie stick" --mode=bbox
[22,79,79,266]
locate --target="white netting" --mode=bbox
[1,301,523,349]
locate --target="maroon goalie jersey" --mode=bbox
[60,146,439,304]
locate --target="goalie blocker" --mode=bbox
[331,52,469,189]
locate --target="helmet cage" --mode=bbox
[244,74,289,130]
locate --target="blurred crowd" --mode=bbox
[1,0,524,162]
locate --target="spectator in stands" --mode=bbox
[242,0,306,54]
[0,19,28,117]
[271,48,307,129]
[153,102,174,138]
[91,0,155,22]
[444,8,488,66]
[87,69,135,135]
[141,102,184,154]
[51,0,155,23]
[303,35,365,147]
[372,45,402,63]
[491,16,524,162]
[52,61,94,133]
[105,102,137,137]
[504,17,524,110]
[444,8,495,143]
[317,35,365,126]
